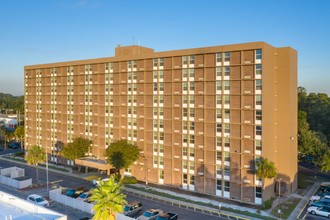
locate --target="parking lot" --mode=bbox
[304,183,330,219]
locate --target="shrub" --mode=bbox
[122,176,137,184]
[261,198,273,210]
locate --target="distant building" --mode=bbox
[0,115,17,129]
[24,42,297,204]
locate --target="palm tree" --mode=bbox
[256,157,277,179]
[90,176,127,220]
[25,145,46,182]
[14,125,24,149]
[0,125,13,149]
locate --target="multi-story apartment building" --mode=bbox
[24,42,297,204]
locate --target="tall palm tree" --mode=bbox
[14,125,24,149]
[90,176,127,220]
[25,145,46,182]
[256,157,277,179]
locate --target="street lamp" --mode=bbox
[46,146,49,193]
[278,178,282,220]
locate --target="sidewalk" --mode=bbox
[287,182,319,220]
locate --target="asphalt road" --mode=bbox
[0,157,229,220]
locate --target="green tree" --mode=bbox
[14,125,24,149]
[0,126,14,149]
[25,145,46,182]
[90,176,127,220]
[62,137,92,169]
[105,140,140,178]
[256,157,277,180]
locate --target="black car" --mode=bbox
[8,142,20,149]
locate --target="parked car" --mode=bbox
[156,212,178,220]
[27,194,49,207]
[124,201,143,217]
[76,192,92,202]
[309,200,330,207]
[137,209,163,220]
[92,178,110,187]
[320,185,330,193]
[310,191,330,201]
[8,142,20,149]
[65,187,87,198]
[307,206,330,218]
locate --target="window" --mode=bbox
[154,96,158,104]
[183,160,188,170]
[153,156,158,166]
[183,134,188,143]
[183,147,188,156]
[224,81,230,91]
[189,161,194,171]
[217,109,222,119]
[159,58,164,67]
[153,108,158,116]
[256,126,262,136]
[182,82,188,91]
[216,95,222,105]
[216,67,222,77]
[159,144,164,153]
[182,95,188,104]
[223,152,230,162]
[159,132,164,141]
[189,95,194,105]
[224,166,230,175]
[128,61,132,69]
[216,179,222,190]
[153,71,158,79]
[189,147,194,157]
[256,110,262,121]
[159,108,164,116]
[217,123,222,133]
[182,56,188,65]
[189,134,194,144]
[190,121,194,131]
[217,137,222,147]
[189,68,194,78]
[159,95,164,104]
[182,69,188,78]
[159,70,164,79]
[159,157,164,166]
[216,81,222,91]
[189,82,194,91]
[224,66,230,76]
[153,83,158,91]
[188,108,193,118]
[224,124,230,133]
[256,64,262,75]
[224,52,230,62]
[159,82,164,91]
[217,151,222,161]
[256,186,262,198]
[153,59,158,67]
[254,79,262,91]
[133,61,137,69]
[183,121,188,130]
[224,138,230,147]
[224,109,230,119]
[183,108,188,117]
[153,132,158,141]
[189,55,194,65]
[216,53,222,63]
[183,174,188,184]
[256,49,262,60]
[256,95,262,105]
[190,175,195,185]
[217,165,222,176]
[256,140,262,151]
[224,181,230,192]
[224,95,230,105]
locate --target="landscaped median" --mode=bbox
[124,184,276,220]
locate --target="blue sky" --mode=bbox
[0,0,329,96]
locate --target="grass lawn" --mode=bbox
[271,197,301,219]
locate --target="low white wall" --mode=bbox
[0,175,32,189]
[0,166,24,177]
[49,189,134,220]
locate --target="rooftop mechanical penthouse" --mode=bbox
[24,42,297,204]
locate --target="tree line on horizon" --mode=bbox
[0,92,24,113]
